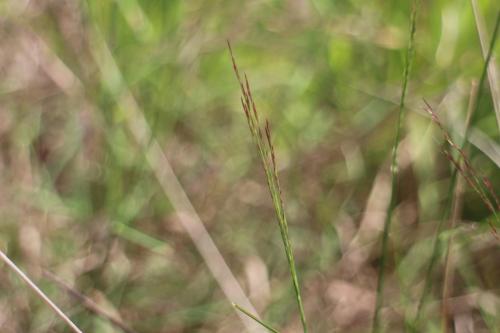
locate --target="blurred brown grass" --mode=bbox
[0,1,499,332]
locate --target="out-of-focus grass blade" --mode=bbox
[471,0,500,131]
[232,303,280,333]
[372,2,417,332]
[113,223,171,256]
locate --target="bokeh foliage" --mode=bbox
[0,0,499,332]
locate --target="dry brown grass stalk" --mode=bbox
[424,101,499,237]
[43,270,137,333]
[0,250,83,333]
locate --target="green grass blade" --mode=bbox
[371,3,418,333]
[412,10,500,331]
[471,11,500,136]
[232,303,281,333]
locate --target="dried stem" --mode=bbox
[424,101,499,236]
[43,270,137,333]
[441,80,477,333]
[0,250,83,333]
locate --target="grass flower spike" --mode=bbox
[228,41,308,333]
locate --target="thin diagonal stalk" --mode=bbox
[423,101,500,233]
[441,80,477,333]
[44,270,137,333]
[372,3,417,333]
[412,10,500,330]
[232,303,280,333]
[229,42,308,333]
[0,250,83,333]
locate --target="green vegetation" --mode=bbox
[372,3,417,332]
[229,41,307,332]
[0,1,499,332]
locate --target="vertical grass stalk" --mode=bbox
[412,10,500,330]
[371,3,417,333]
[228,41,308,333]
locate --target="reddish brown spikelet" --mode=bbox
[244,74,260,122]
[442,151,498,238]
[426,101,499,236]
[424,101,477,177]
[425,101,483,180]
[482,177,500,210]
[241,98,251,125]
[264,121,273,161]
[228,42,308,331]
[228,41,284,204]
[227,40,244,90]
[265,120,277,175]
[481,177,500,210]
[443,150,495,215]
[264,120,285,210]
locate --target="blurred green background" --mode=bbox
[0,0,499,332]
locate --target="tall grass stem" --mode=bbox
[228,41,308,333]
[372,3,417,332]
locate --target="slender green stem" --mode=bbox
[229,43,308,333]
[372,4,417,333]
[412,10,500,331]
[232,303,281,333]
